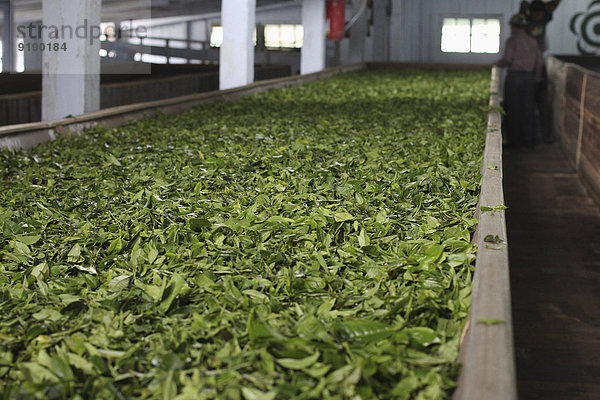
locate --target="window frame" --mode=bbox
[432,14,505,64]
[263,23,304,50]
[209,23,303,51]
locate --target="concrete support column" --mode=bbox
[389,0,403,62]
[256,23,265,52]
[300,0,326,75]
[219,0,255,90]
[372,0,389,62]
[24,20,43,73]
[42,0,101,121]
[349,0,368,64]
[1,0,13,73]
[186,20,192,63]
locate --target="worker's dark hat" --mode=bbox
[509,13,528,27]
[529,0,546,12]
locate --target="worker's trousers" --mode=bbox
[504,71,536,148]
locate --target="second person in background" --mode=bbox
[496,14,544,149]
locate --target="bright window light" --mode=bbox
[264,24,304,48]
[15,38,24,72]
[280,25,295,47]
[442,18,471,53]
[210,26,223,48]
[168,57,188,64]
[141,53,167,64]
[441,17,500,54]
[295,25,304,45]
[100,22,116,42]
[141,38,167,47]
[169,40,188,49]
[264,25,278,47]
[471,19,500,53]
[210,26,258,48]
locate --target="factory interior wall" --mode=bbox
[389,0,520,64]
[249,0,596,64]
[388,0,594,64]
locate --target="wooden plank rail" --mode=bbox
[547,55,600,206]
[453,66,517,400]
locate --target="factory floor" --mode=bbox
[503,142,600,399]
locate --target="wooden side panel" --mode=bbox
[565,67,584,101]
[562,106,580,164]
[581,113,600,168]
[580,74,600,204]
[579,151,600,207]
[547,56,566,152]
[550,55,600,207]
[562,66,584,164]
[585,74,600,114]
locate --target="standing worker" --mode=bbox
[520,0,562,51]
[520,0,563,143]
[496,14,544,148]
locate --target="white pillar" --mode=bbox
[1,1,13,73]
[349,0,368,64]
[372,0,389,62]
[301,0,326,75]
[389,0,403,62]
[24,20,43,73]
[219,0,255,90]
[41,0,100,121]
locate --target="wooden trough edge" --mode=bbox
[0,63,366,151]
[453,66,517,400]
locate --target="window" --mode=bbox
[210,24,303,49]
[210,26,223,48]
[264,24,303,49]
[441,18,500,54]
[14,38,25,72]
[471,19,500,53]
[209,26,258,48]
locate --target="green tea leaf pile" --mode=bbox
[0,68,489,399]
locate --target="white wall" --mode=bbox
[338,1,373,65]
[388,0,592,64]
[389,0,521,64]
[546,0,595,55]
[256,0,596,62]
[255,5,301,24]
